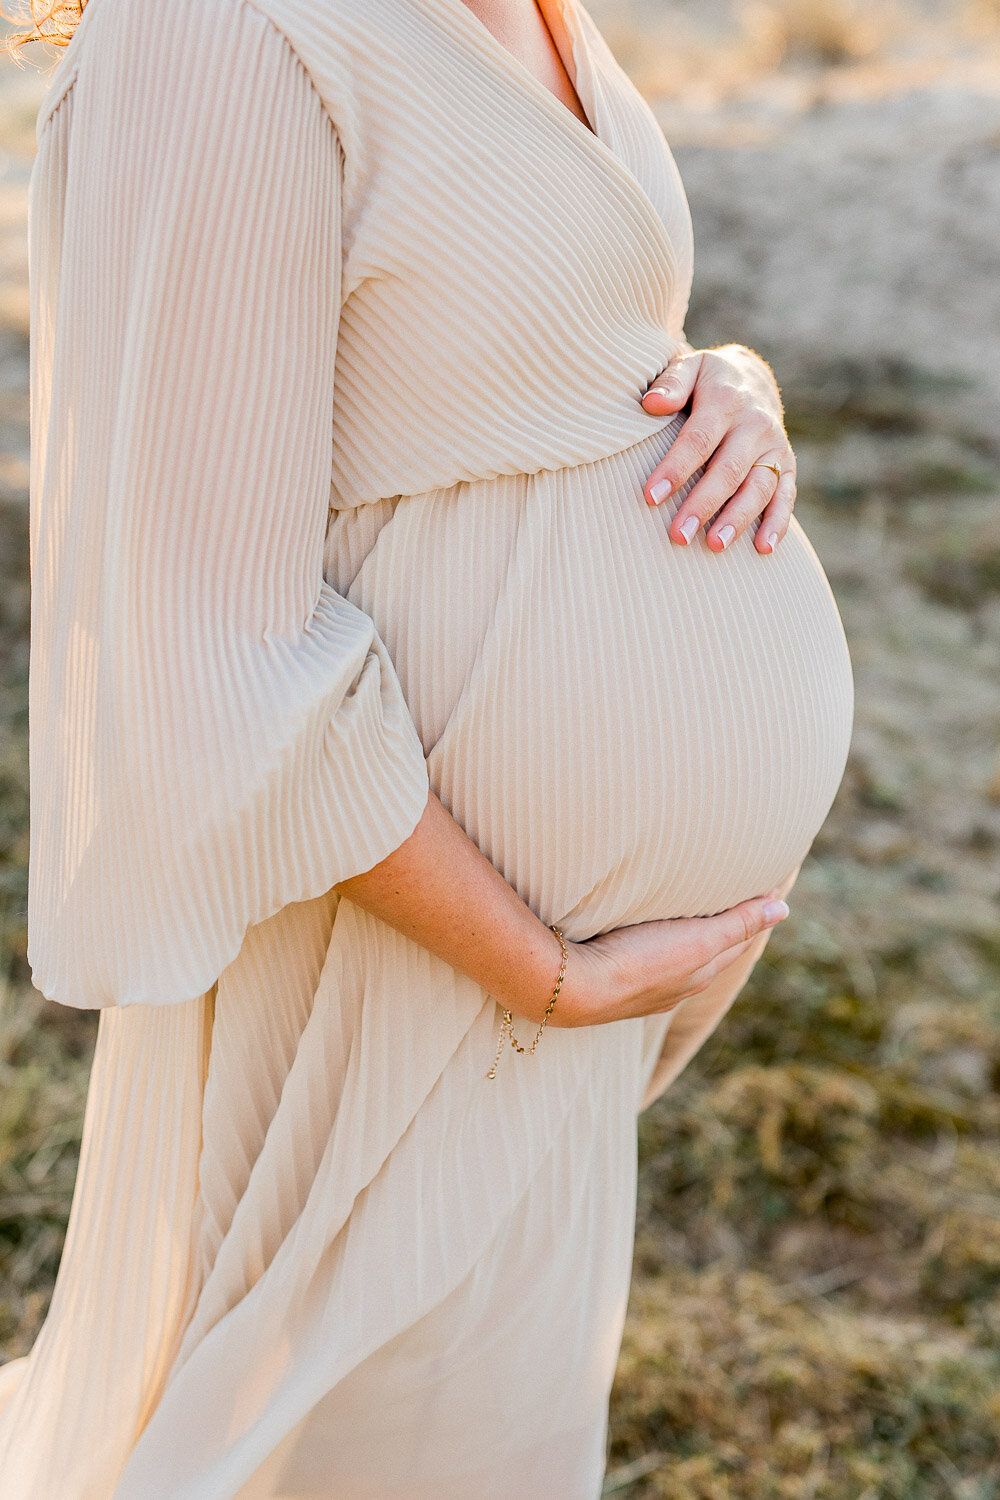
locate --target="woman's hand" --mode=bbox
[552,890,789,1027]
[337,790,790,1036]
[639,342,797,556]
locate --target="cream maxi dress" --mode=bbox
[0,0,854,1494]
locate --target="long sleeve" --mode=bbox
[26,0,429,1009]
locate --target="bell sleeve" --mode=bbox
[25,0,430,1010]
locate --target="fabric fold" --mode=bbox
[0,995,212,1497]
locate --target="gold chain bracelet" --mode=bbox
[485,926,568,1080]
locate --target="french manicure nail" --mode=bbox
[766,531,779,551]
[678,514,699,543]
[717,524,736,549]
[763,899,789,922]
[649,478,672,504]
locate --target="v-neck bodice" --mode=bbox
[38,0,696,510]
[424,0,680,236]
[149,0,694,508]
[441,0,599,138]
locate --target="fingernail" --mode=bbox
[649,478,672,505]
[716,524,736,550]
[763,899,789,922]
[766,531,779,551]
[647,382,676,400]
[678,514,699,543]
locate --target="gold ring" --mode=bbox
[752,460,782,480]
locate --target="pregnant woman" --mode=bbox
[0,0,854,1494]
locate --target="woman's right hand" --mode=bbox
[552,893,789,1028]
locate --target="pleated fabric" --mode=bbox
[24,0,430,1011]
[0,0,854,1494]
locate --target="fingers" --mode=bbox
[700,450,794,553]
[642,361,748,509]
[640,350,797,552]
[752,467,797,555]
[686,893,789,971]
[661,425,783,551]
[704,469,780,552]
[568,887,792,1026]
[684,933,760,995]
[642,403,732,512]
[641,351,702,419]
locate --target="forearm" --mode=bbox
[335,788,569,1024]
[336,792,792,1038]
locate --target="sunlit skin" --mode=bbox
[334,2,798,1032]
[464,0,797,555]
[463,0,595,129]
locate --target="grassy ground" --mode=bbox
[2,10,1000,1500]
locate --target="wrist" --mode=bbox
[485,924,571,1077]
[489,922,565,1023]
[548,936,625,1029]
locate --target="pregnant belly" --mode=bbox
[347,419,854,939]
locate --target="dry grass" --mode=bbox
[743,0,902,67]
[611,1268,1000,1499]
[0,488,95,1359]
[590,0,1000,113]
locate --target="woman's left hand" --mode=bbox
[639,342,796,555]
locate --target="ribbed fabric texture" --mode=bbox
[25,0,431,1009]
[1,0,854,1494]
